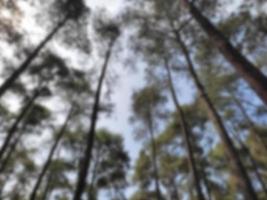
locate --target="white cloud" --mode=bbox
[88,0,124,14]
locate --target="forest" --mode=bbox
[0,0,267,199]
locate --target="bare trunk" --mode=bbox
[181,0,267,105]
[231,125,267,197]
[200,165,212,200]
[174,31,258,200]
[0,14,69,98]
[87,147,101,200]
[148,120,162,200]
[229,91,267,152]
[170,178,180,200]
[41,173,52,200]
[29,106,73,200]
[164,61,206,200]
[0,129,22,173]
[248,152,267,197]
[0,89,40,162]
[0,116,30,173]
[73,38,116,200]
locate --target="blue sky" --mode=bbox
[1,0,267,199]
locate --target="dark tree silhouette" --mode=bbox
[73,24,120,200]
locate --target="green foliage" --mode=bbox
[130,190,160,200]
[93,129,130,188]
[22,104,51,126]
[132,150,153,188]
[0,0,267,199]
[132,85,166,124]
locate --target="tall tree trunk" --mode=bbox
[231,125,267,197]
[113,184,127,200]
[188,179,194,200]
[0,116,30,173]
[41,173,52,200]
[173,31,258,200]
[0,128,22,173]
[199,164,212,200]
[0,14,69,98]
[73,38,116,200]
[181,0,267,105]
[164,61,206,200]
[170,178,180,200]
[229,90,267,152]
[29,105,73,200]
[148,119,162,200]
[0,89,40,162]
[87,147,101,200]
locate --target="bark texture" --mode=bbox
[0,89,40,162]
[73,38,116,200]
[174,31,258,200]
[0,14,69,98]
[181,0,267,106]
[29,105,73,200]
[165,61,206,200]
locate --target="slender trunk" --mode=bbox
[174,31,258,200]
[164,61,206,200]
[248,151,267,197]
[0,119,29,173]
[87,147,101,200]
[11,184,20,200]
[0,14,69,98]
[41,173,52,200]
[188,179,194,200]
[113,185,127,200]
[231,125,267,197]
[200,165,212,200]
[0,129,22,173]
[0,89,40,162]
[170,179,180,200]
[229,91,267,152]
[0,167,13,191]
[181,0,267,105]
[148,120,162,200]
[29,106,73,200]
[73,38,116,200]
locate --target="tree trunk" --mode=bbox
[174,31,258,200]
[73,38,116,200]
[41,173,52,200]
[231,125,267,197]
[0,14,69,98]
[87,147,101,200]
[170,179,180,200]
[29,105,73,200]
[181,0,267,105]
[247,150,267,197]
[0,116,30,173]
[229,90,267,152]
[0,89,40,162]
[148,119,163,200]
[200,164,212,200]
[0,129,22,173]
[164,60,206,200]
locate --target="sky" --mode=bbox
[88,0,194,166]
[0,0,218,198]
[89,1,195,198]
[89,0,124,14]
[0,0,141,198]
[1,0,267,199]
[86,0,267,198]
[87,0,147,198]
[88,0,143,160]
